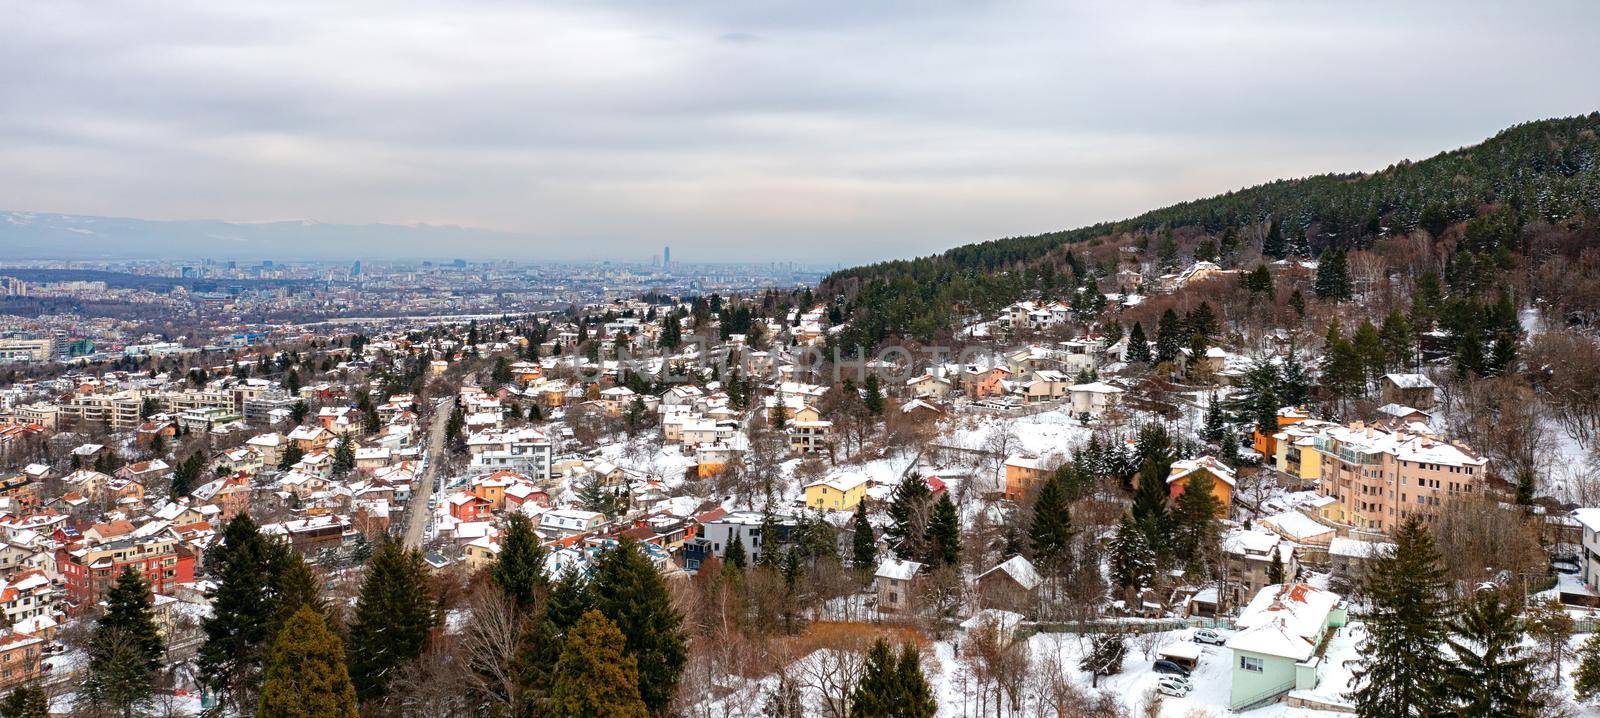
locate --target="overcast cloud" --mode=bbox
[3,0,1598,264]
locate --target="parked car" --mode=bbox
[1193,627,1227,645]
[1160,674,1195,690]
[1156,676,1192,697]
[1153,659,1191,677]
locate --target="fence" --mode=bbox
[1021,615,1235,637]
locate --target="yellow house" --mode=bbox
[803,472,871,511]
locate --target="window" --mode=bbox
[1240,656,1264,672]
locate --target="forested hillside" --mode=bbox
[822,113,1600,345]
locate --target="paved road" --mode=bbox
[404,396,454,549]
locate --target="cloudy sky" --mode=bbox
[3,1,1598,264]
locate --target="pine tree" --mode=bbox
[1154,309,1183,364]
[1130,459,1171,556]
[1574,633,1600,702]
[199,514,278,709]
[0,685,47,718]
[850,500,877,573]
[1346,516,1452,718]
[1441,589,1543,717]
[756,510,781,569]
[80,625,155,718]
[1262,218,1286,260]
[1267,548,1285,585]
[851,640,936,718]
[1027,472,1073,568]
[278,442,305,471]
[1201,396,1225,443]
[332,437,355,477]
[924,493,961,569]
[886,476,932,561]
[1170,471,1223,574]
[1514,467,1536,506]
[258,606,359,718]
[1125,322,1151,363]
[1080,632,1127,688]
[268,546,327,633]
[863,374,885,415]
[101,567,164,672]
[588,539,687,716]
[1109,513,1156,598]
[347,538,437,702]
[491,512,550,610]
[723,535,748,570]
[548,610,649,718]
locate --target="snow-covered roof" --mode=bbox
[1226,583,1341,661]
[875,558,923,581]
[1259,510,1335,542]
[977,555,1042,591]
[1382,373,1437,389]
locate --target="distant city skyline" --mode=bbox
[4,1,1599,264]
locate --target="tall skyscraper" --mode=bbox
[663,245,671,269]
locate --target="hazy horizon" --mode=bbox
[5,1,1599,264]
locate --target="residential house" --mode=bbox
[1378,373,1437,410]
[875,558,923,613]
[1167,456,1236,510]
[803,472,870,511]
[975,555,1041,614]
[1224,583,1346,710]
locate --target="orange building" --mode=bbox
[1252,407,1310,458]
[1003,455,1046,501]
[1166,456,1236,511]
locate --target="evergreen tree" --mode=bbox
[1130,459,1171,556]
[1346,516,1452,718]
[199,514,278,709]
[589,539,687,716]
[1267,548,1285,584]
[924,493,961,569]
[1314,248,1352,301]
[1109,513,1156,598]
[1574,633,1600,702]
[1125,322,1151,363]
[1027,472,1073,567]
[756,510,782,569]
[268,546,327,633]
[1262,218,1286,260]
[0,686,47,718]
[886,476,932,561]
[347,539,437,702]
[491,355,513,387]
[722,536,748,570]
[548,611,649,718]
[1080,632,1127,688]
[278,442,305,471]
[332,437,355,478]
[1201,396,1225,443]
[1441,589,1543,717]
[1288,289,1306,317]
[101,567,164,672]
[80,626,155,718]
[850,500,877,573]
[491,512,550,610]
[862,374,885,415]
[1154,309,1183,364]
[851,640,936,718]
[1170,471,1222,574]
[258,607,359,718]
[1515,467,1536,506]
[1185,302,1218,340]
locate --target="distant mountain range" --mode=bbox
[0,211,547,262]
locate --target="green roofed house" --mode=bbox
[1224,582,1346,711]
